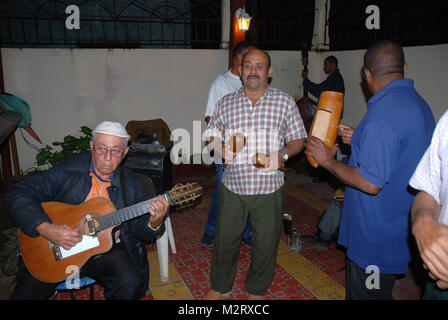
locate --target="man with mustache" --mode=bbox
[201,41,253,248]
[203,49,307,300]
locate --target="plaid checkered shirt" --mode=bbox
[205,86,307,195]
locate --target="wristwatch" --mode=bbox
[281,149,289,161]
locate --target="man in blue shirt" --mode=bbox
[306,40,435,299]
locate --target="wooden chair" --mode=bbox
[125,119,173,148]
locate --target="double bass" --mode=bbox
[296,49,317,133]
[289,49,317,173]
[296,50,344,168]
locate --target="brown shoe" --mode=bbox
[248,294,264,300]
[203,290,230,300]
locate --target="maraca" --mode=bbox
[228,133,246,153]
[252,152,288,172]
[252,153,270,168]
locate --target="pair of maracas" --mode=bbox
[227,133,284,170]
[227,91,345,169]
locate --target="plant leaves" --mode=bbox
[35,126,92,168]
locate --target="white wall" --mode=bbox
[268,50,304,101]
[2,48,303,171]
[2,44,448,172]
[305,44,448,128]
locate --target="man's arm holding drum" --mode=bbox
[306,124,381,195]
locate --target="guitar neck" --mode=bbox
[95,194,171,231]
[93,182,202,231]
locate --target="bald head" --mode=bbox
[364,40,405,78]
[242,49,271,68]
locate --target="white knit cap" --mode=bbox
[92,121,130,140]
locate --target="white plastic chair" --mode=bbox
[156,214,176,281]
[135,173,176,282]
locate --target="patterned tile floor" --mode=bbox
[48,165,425,300]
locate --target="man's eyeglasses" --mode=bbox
[93,145,124,157]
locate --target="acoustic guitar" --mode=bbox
[18,182,202,283]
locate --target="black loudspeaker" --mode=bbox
[123,150,173,195]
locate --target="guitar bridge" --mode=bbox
[50,241,63,261]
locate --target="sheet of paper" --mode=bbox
[59,235,100,259]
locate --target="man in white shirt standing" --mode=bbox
[202,41,253,247]
[410,110,448,299]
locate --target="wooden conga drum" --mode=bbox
[306,91,344,168]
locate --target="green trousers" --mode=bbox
[210,184,285,295]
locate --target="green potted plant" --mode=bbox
[35,126,92,169]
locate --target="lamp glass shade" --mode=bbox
[237,16,251,32]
